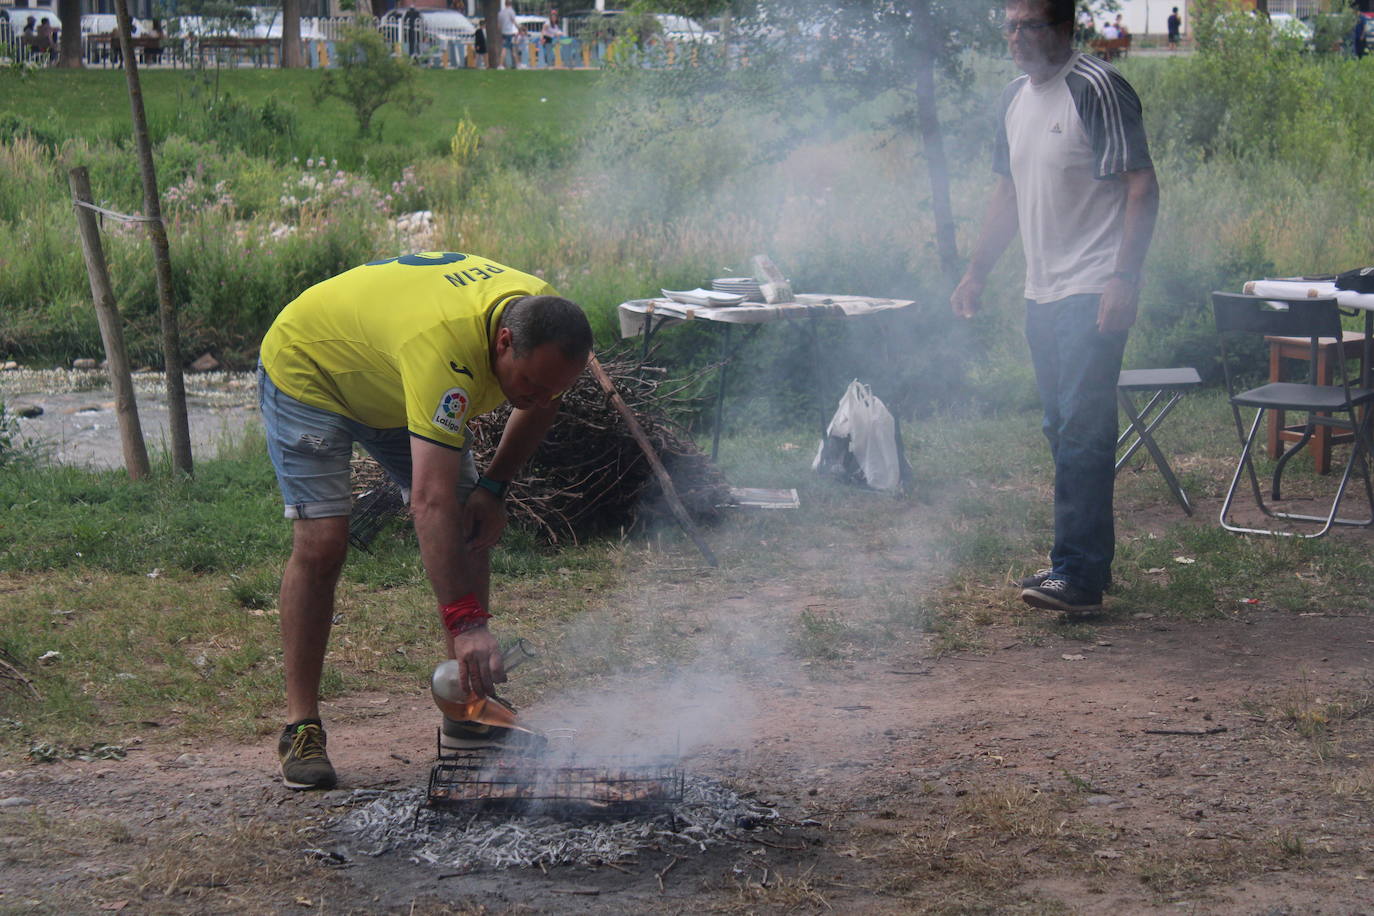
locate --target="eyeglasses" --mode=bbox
[1001,20,1056,35]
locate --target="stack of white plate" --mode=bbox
[712,277,764,301]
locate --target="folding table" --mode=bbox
[617,294,916,459]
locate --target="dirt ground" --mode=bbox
[2,371,1372,911]
[3,591,1372,914]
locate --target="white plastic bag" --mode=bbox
[812,379,901,491]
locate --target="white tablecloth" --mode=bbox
[617,293,916,338]
[1244,279,1374,312]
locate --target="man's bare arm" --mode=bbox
[1098,166,1160,333]
[951,175,1020,319]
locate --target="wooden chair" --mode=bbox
[1265,330,1365,474]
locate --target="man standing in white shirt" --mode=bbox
[498,0,518,68]
[949,0,1159,615]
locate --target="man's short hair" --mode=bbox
[500,295,593,360]
[1012,0,1075,25]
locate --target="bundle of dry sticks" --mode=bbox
[351,348,729,546]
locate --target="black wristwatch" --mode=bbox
[474,475,510,499]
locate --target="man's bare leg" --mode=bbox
[280,516,350,723]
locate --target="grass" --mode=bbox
[1,68,604,159]
[3,383,1374,760]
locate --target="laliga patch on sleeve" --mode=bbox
[433,387,470,434]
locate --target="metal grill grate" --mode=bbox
[426,749,685,817]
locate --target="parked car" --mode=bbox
[380,7,476,44]
[650,12,714,43]
[4,7,60,32]
[1267,12,1313,44]
[251,10,326,41]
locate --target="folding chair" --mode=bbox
[1116,367,1202,515]
[1212,292,1374,537]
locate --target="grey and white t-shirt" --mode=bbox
[993,52,1152,304]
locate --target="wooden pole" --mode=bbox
[68,166,151,481]
[113,0,193,476]
[587,355,718,568]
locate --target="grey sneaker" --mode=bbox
[278,719,337,790]
[1020,578,1103,614]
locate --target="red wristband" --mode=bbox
[441,593,492,637]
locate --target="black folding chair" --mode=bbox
[1116,367,1202,515]
[1212,292,1374,537]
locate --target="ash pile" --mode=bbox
[334,758,782,872]
[350,347,729,548]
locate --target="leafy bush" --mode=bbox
[314,23,430,139]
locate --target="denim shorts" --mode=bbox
[258,366,476,519]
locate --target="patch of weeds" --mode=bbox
[227,570,278,610]
[1062,770,1106,795]
[728,863,831,910]
[957,783,1065,839]
[27,741,126,762]
[1269,678,1374,760]
[791,607,854,660]
[1047,620,1097,641]
[1271,828,1307,858]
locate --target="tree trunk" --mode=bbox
[910,0,959,286]
[68,166,151,481]
[482,0,500,68]
[57,0,83,68]
[113,0,194,476]
[282,0,304,68]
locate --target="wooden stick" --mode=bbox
[587,355,718,567]
[68,166,151,481]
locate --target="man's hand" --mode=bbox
[950,273,985,319]
[1097,275,1140,333]
[463,486,508,552]
[452,625,506,698]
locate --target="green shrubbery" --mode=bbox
[2,43,1374,420]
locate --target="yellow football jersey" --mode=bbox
[260,252,558,449]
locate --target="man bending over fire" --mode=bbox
[258,252,591,789]
[950,0,1159,614]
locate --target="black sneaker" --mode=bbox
[1013,568,1112,592]
[1012,568,1053,589]
[1020,578,1103,614]
[278,719,337,790]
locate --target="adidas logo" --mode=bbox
[1049,122,1063,134]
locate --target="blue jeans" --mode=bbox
[1024,294,1128,594]
[258,366,475,519]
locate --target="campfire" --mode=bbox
[335,771,782,872]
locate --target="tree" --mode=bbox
[482,0,501,69]
[314,23,430,138]
[282,0,304,68]
[57,0,83,68]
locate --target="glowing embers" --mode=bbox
[425,748,685,817]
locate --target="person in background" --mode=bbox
[949,0,1159,615]
[1166,6,1182,50]
[498,0,518,68]
[514,21,529,67]
[258,252,592,790]
[34,17,53,61]
[145,18,165,65]
[473,22,487,67]
[1114,12,1129,37]
[1101,18,1119,39]
[540,8,565,67]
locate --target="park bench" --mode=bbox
[1089,34,1131,60]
